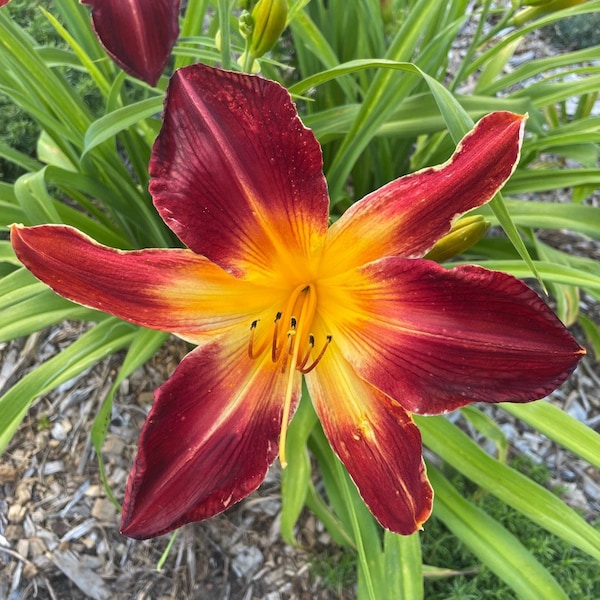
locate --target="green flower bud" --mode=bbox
[239,10,254,40]
[248,0,288,59]
[425,215,490,263]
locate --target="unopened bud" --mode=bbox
[248,0,288,59]
[239,10,253,40]
[425,215,490,262]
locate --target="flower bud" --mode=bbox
[238,10,253,40]
[248,0,288,59]
[425,215,490,263]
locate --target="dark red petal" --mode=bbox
[10,224,275,343]
[332,257,584,415]
[0,1,11,7]
[322,112,526,274]
[120,339,301,539]
[81,0,180,86]
[150,64,329,278]
[305,347,433,534]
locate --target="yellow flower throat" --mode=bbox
[248,283,331,467]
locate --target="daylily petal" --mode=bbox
[321,257,584,415]
[0,1,11,7]
[321,112,526,275]
[150,64,329,281]
[81,0,180,86]
[305,345,433,534]
[10,224,276,344]
[120,337,301,539]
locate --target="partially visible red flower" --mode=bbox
[11,65,585,539]
[81,0,180,86]
[0,1,11,7]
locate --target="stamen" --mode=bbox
[271,312,282,362]
[297,334,315,371]
[247,319,259,359]
[299,335,332,374]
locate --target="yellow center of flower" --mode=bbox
[248,283,331,467]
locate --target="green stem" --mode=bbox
[218,0,232,69]
[242,48,256,73]
[156,529,179,571]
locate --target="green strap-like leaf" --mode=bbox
[14,168,62,225]
[418,415,600,561]
[579,315,600,358]
[477,199,600,241]
[0,318,137,454]
[280,389,318,545]
[500,400,600,470]
[477,260,600,295]
[82,97,163,158]
[460,405,509,463]
[428,465,568,600]
[503,168,600,196]
[0,287,96,343]
[383,530,423,600]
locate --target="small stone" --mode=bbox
[4,524,21,541]
[0,463,19,482]
[16,538,29,558]
[136,391,154,407]
[29,537,48,558]
[51,420,71,442]
[84,485,104,498]
[91,498,117,522]
[15,479,33,504]
[43,460,65,476]
[565,400,587,422]
[231,545,264,578]
[8,504,27,523]
[103,435,125,457]
[22,562,39,578]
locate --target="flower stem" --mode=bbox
[217,0,232,70]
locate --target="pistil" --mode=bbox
[278,284,316,467]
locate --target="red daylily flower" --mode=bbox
[11,65,584,539]
[0,1,11,7]
[81,0,180,86]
